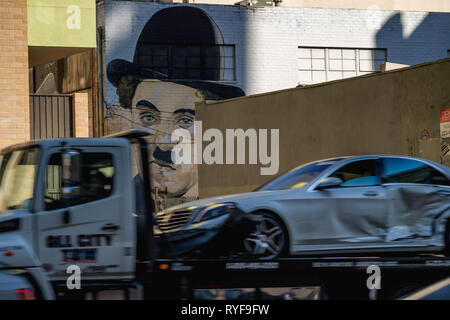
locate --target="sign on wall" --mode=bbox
[440,108,450,138]
[28,0,96,48]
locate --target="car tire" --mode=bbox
[444,219,450,257]
[243,211,289,259]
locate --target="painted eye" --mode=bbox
[140,113,158,124]
[176,116,194,129]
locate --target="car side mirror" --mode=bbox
[316,177,343,190]
[62,151,82,201]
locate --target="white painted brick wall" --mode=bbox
[104,0,450,105]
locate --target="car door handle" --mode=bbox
[363,191,378,197]
[62,210,71,224]
[101,223,120,231]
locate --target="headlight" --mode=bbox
[192,202,237,223]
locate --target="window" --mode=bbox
[298,47,387,85]
[136,44,236,81]
[382,158,449,186]
[0,148,40,211]
[329,160,379,187]
[44,153,115,211]
[256,159,343,191]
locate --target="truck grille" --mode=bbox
[156,209,192,232]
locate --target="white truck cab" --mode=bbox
[0,131,155,298]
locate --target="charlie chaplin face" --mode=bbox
[128,80,200,197]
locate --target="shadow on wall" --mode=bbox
[376,12,450,66]
[376,11,450,165]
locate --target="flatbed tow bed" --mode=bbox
[51,255,450,300]
[131,255,450,299]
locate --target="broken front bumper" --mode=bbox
[154,206,258,258]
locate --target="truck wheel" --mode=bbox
[243,211,288,259]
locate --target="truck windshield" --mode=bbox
[256,158,343,191]
[0,147,40,211]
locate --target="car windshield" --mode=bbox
[0,147,40,211]
[255,158,342,191]
[256,159,343,191]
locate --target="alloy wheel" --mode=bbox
[243,215,285,259]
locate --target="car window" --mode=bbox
[382,158,450,186]
[44,152,115,211]
[329,159,379,187]
[256,159,343,191]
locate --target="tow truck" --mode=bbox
[0,130,449,300]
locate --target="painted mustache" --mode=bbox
[150,146,176,170]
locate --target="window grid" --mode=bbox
[298,47,387,85]
[137,43,236,82]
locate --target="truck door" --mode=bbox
[36,146,133,282]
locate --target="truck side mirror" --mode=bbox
[62,151,82,201]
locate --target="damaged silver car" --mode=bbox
[156,155,450,259]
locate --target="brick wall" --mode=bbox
[73,92,90,137]
[104,2,450,104]
[0,0,30,150]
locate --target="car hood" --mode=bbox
[166,189,297,212]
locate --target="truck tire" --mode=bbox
[243,211,289,259]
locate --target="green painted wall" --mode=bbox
[28,0,96,48]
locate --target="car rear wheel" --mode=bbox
[243,212,288,259]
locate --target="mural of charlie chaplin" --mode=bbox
[106,6,245,200]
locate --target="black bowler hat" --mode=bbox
[107,6,245,99]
